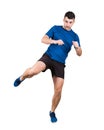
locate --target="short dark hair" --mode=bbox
[64,11,75,19]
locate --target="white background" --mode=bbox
[0,0,104,129]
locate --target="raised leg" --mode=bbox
[14,61,46,86]
[20,61,46,80]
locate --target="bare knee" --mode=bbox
[55,87,62,96]
[28,67,39,77]
[28,61,46,76]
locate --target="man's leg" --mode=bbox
[51,76,64,112]
[14,61,46,86]
[49,76,64,122]
[20,61,46,80]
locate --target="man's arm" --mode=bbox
[41,35,64,45]
[72,41,82,56]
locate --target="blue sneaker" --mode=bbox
[49,111,57,123]
[14,77,23,87]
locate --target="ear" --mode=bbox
[73,19,75,23]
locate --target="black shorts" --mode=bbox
[38,53,65,79]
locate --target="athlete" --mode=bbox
[14,11,82,123]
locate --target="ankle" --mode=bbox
[20,76,24,81]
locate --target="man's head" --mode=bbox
[63,11,75,30]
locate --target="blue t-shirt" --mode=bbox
[45,25,80,64]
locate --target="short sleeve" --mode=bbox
[75,34,81,47]
[45,25,56,38]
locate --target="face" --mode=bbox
[63,17,75,30]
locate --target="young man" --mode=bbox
[14,11,82,123]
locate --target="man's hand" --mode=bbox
[41,35,64,45]
[72,41,79,48]
[72,41,82,56]
[52,39,64,45]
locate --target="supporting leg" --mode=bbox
[49,76,64,122]
[51,76,64,112]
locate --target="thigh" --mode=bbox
[31,61,46,74]
[52,76,64,91]
[38,53,52,71]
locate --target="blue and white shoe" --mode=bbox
[14,77,23,87]
[49,111,57,123]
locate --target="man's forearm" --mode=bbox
[41,35,64,45]
[75,47,82,56]
[41,35,54,44]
